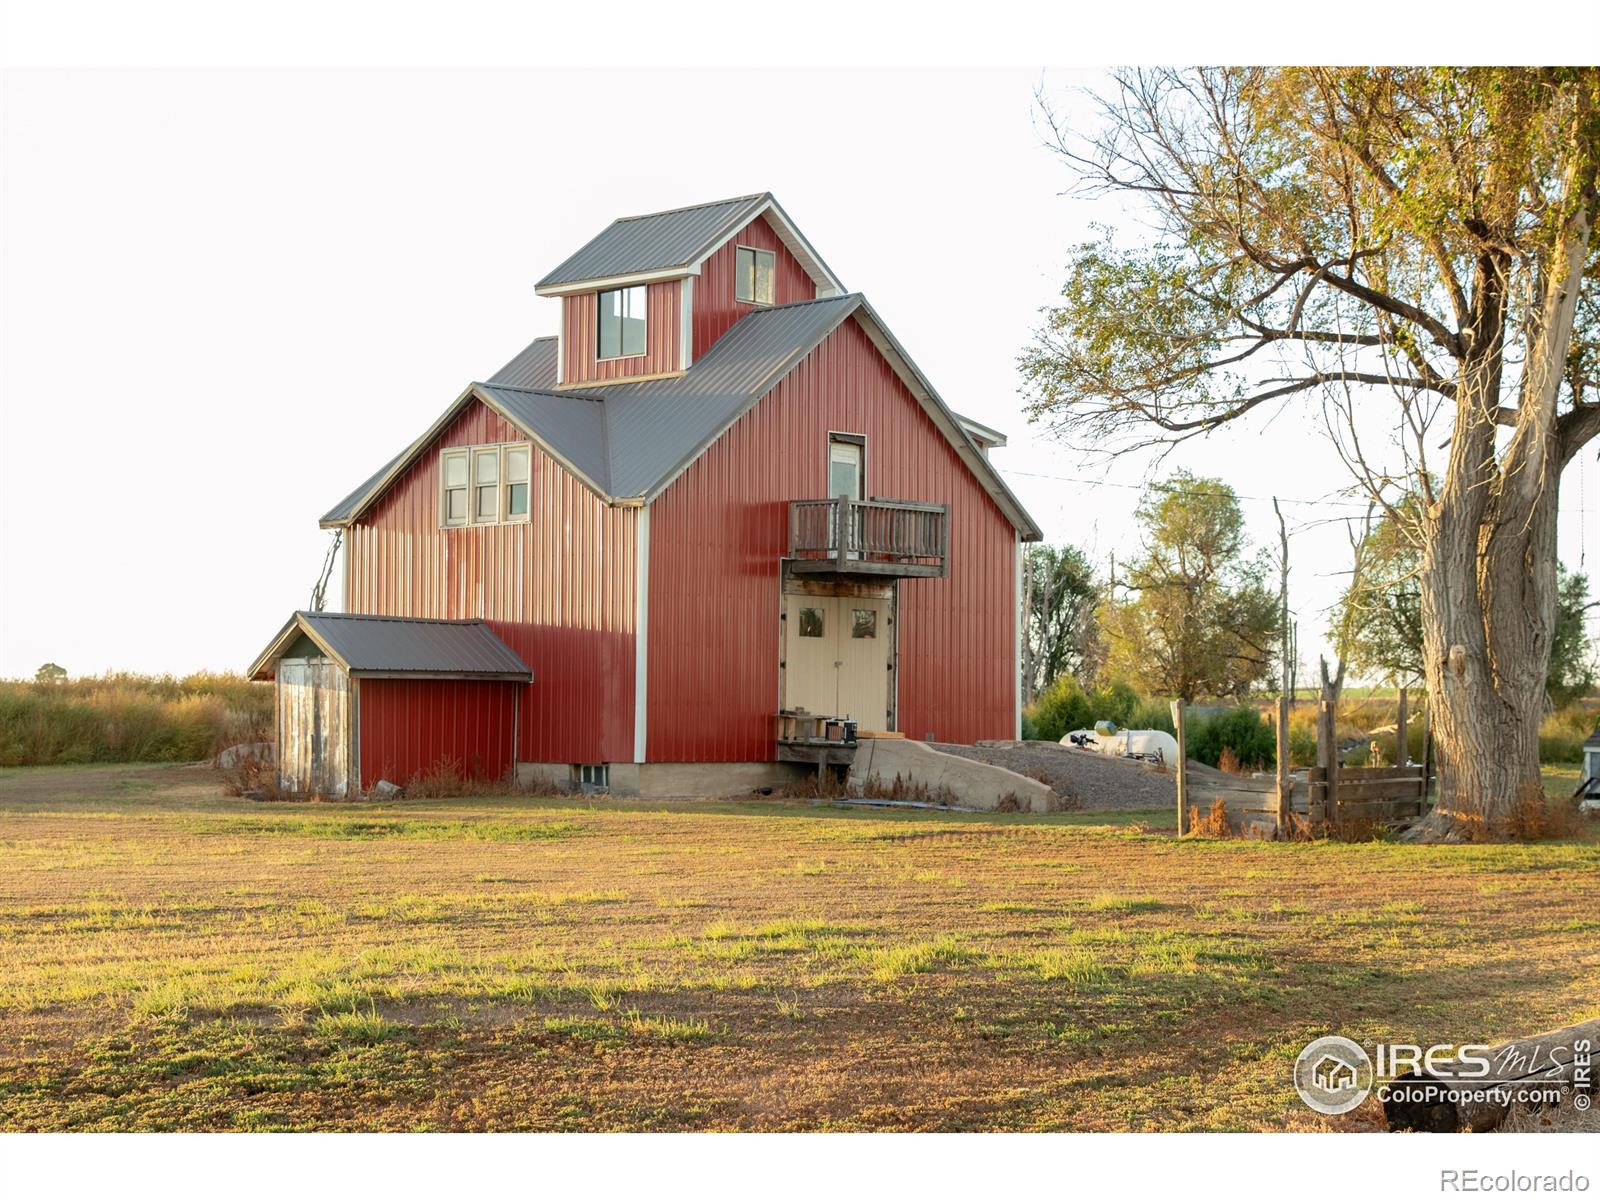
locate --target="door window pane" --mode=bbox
[851,609,877,639]
[798,607,825,638]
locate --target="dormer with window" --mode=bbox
[534,193,844,387]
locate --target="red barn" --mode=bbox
[251,194,1041,796]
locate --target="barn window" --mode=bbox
[851,609,877,639]
[597,285,647,359]
[439,442,533,528]
[505,447,530,519]
[442,451,469,526]
[736,246,775,304]
[473,449,499,522]
[798,607,824,638]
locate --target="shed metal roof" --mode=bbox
[249,612,533,681]
[534,193,844,296]
[321,293,1041,540]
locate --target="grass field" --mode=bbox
[1,764,1597,1132]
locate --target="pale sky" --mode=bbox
[3,65,1597,682]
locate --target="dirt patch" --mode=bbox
[932,741,1178,811]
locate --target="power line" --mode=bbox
[1009,468,1596,517]
[1007,470,1377,509]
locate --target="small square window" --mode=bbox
[736,246,775,304]
[577,763,609,788]
[851,609,877,639]
[798,607,825,638]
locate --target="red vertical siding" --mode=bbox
[693,216,817,360]
[647,315,1017,762]
[345,400,637,765]
[562,280,681,384]
[357,678,519,788]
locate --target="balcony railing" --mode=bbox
[788,497,949,578]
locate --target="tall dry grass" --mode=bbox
[0,672,272,766]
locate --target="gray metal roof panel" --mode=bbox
[321,444,413,526]
[598,295,859,498]
[487,336,559,389]
[298,612,531,678]
[474,383,611,493]
[319,294,1040,540]
[536,194,770,288]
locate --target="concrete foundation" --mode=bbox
[517,746,1052,809]
[516,760,807,798]
[847,739,1058,813]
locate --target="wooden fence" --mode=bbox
[1173,686,1431,838]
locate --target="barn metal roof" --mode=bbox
[534,193,844,296]
[249,612,533,681]
[320,295,1041,540]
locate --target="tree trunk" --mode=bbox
[1414,345,1561,838]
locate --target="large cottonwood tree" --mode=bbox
[1021,68,1600,838]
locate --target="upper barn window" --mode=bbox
[440,442,533,528]
[735,246,775,305]
[597,285,647,359]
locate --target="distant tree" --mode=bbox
[1020,544,1102,705]
[34,663,67,685]
[1100,472,1279,701]
[1335,501,1596,704]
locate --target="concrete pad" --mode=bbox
[848,739,1058,813]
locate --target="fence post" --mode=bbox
[1275,693,1291,837]
[1322,698,1342,835]
[1171,700,1188,836]
[1397,685,1409,767]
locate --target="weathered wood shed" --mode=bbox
[249,612,532,796]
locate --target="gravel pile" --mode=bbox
[931,740,1180,811]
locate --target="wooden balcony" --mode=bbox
[787,497,949,578]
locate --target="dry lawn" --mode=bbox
[1,763,1596,1132]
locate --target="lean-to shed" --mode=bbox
[249,612,532,796]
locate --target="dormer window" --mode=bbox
[735,246,775,305]
[597,285,647,359]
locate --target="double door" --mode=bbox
[784,593,891,728]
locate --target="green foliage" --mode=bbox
[1021,544,1102,701]
[1099,472,1278,701]
[1186,707,1276,771]
[1023,675,1173,743]
[1335,497,1594,703]
[0,672,272,766]
[1539,705,1594,766]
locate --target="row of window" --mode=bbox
[441,442,531,527]
[592,245,776,361]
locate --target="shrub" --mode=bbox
[1539,705,1592,766]
[1024,676,1173,743]
[0,672,272,766]
[1187,706,1275,771]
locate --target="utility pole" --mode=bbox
[1272,498,1292,835]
